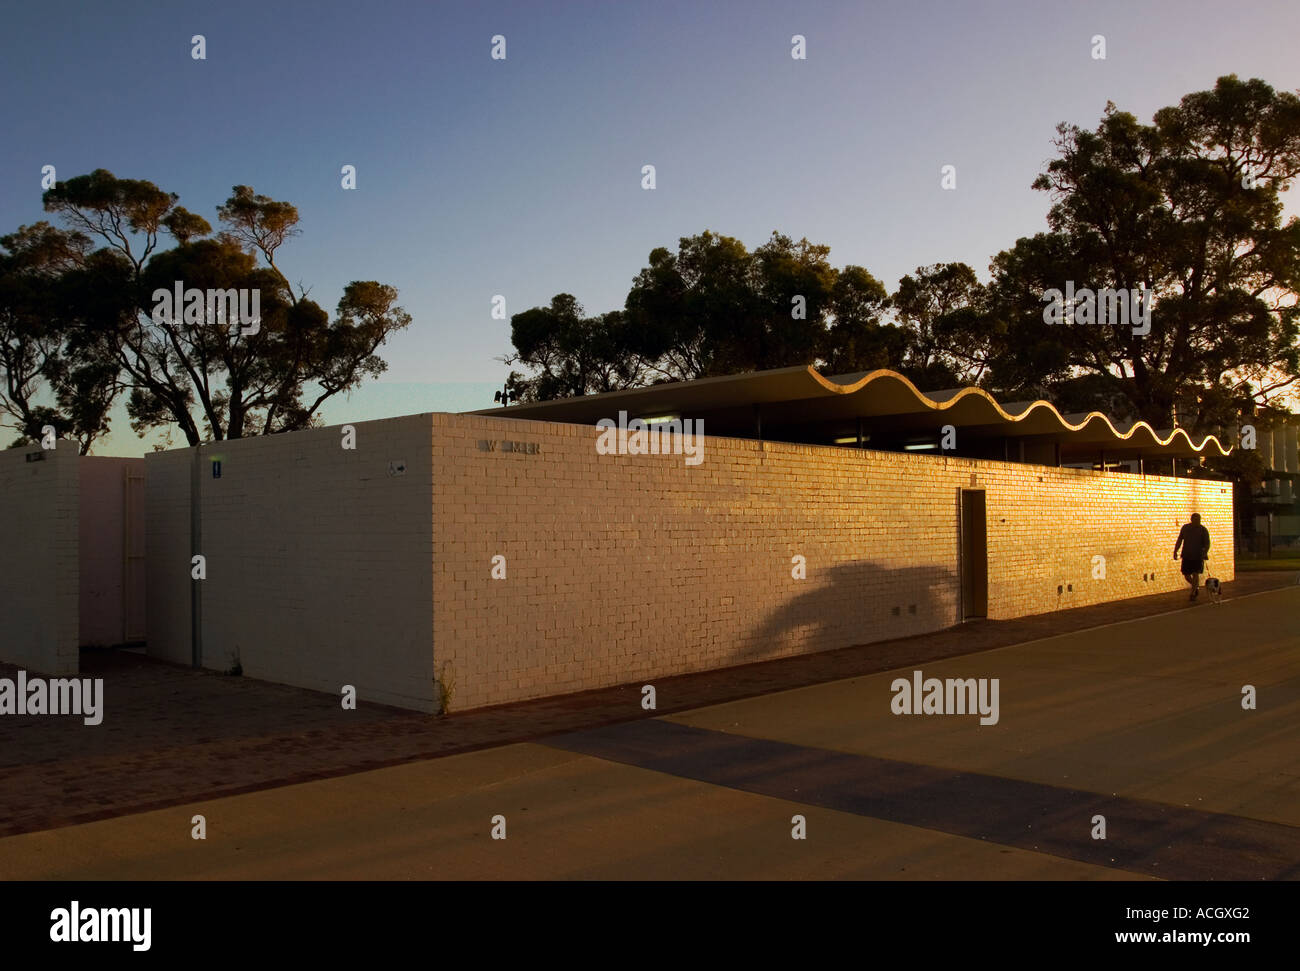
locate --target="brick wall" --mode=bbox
[0,441,79,674]
[144,415,436,711]
[136,410,1234,714]
[432,413,1233,711]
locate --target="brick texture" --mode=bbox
[144,416,435,711]
[432,413,1233,711]
[139,411,1233,714]
[0,441,79,674]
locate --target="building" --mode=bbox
[1246,419,1300,552]
[1,367,1234,712]
[0,451,144,676]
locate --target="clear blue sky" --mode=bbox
[2,0,1297,455]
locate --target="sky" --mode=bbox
[2,0,1298,455]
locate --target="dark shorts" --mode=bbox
[1181,557,1205,576]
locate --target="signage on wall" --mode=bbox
[477,439,541,455]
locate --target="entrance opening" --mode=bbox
[124,466,146,642]
[960,489,988,619]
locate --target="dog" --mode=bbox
[1203,577,1222,603]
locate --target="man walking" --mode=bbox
[1173,513,1212,601]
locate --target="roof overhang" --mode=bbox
[469,366,1231,462]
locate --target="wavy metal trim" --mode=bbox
[804,367,1231,456]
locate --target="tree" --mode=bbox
[24,169,411,446]
[503,295,648,402]
[0,222,117,453]
[514,231,911,399]
[819,265,900,374]
[623,230,834,381]
[746,231,837,372]
[989,76,1300,431]
[890,262,996,388]
[624,231,758,382]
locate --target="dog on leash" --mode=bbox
[1203,577,1222,603]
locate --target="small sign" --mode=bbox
[212,460,222,479]
[388,460,407,477]
[477,439,541,455]
[25,452,44,463]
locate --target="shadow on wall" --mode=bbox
[736,560,958,664]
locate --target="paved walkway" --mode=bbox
[1,571,1294,840]
[1,580,1294,879]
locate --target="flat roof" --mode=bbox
[468,366,1231,461]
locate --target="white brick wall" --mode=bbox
[145,415,436,711]
[137,410,1236,714]
[0,441,79,674]
[433,414,1234,710]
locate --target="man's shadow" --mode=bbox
[735,560,958,663]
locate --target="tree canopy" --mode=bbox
[503,76,1300,441]
[4,77,1296,455]
[0,170,410,452]
[988,75,1300,428]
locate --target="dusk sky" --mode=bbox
[2,0,1298,455]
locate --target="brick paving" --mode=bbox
[1,570,1294,839]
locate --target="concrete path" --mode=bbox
[2,571,1292,840]
[2,586,1294,879]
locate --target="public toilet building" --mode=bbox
[2,367,1235,713]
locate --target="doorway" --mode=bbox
[960,489,988,619]
[123,465,146,642]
